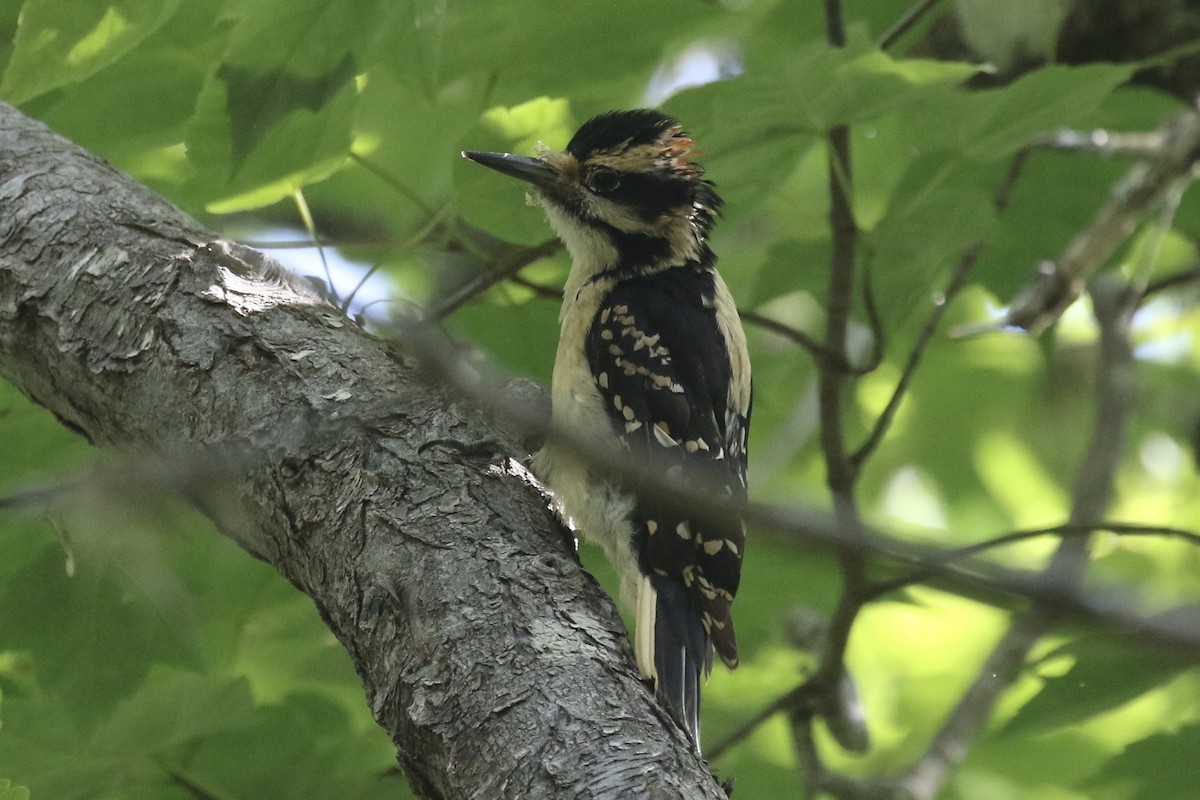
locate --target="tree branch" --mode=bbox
[804,0,873,759]
[902,275,1139,800]
[0,102,727,799]
[707,271,1169,799]
[346,274,1195,797]
[356,318,1200,658]
[1001,111,1200,334]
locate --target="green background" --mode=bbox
[1,1,1199,798]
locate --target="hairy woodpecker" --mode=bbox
[463,110,751,751]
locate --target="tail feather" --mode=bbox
[635,574,709,752]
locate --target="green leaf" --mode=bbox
[449,291,561,381]
[455,98,577,245]
[188,73,358,212]
[0,694,105,800]
[719,31,981,136]
[3,2,1200,798]
[908,63,1139,159]
[433,0,727,105]
[0,547,199,730]
[386,0,448,98]
[1,0,182,105]
[864,153,1001,322]
[0,681,398,800]
[89,670,256,758]
[220,55,358,172]
[186,693,399,800]
[184,0,391,211]
[0,779,30,800]
[1086,725,1200,799]
[748,238,832,308]
[480,96,575,157]
[1002,635,1194,737]
[0,380,92,493]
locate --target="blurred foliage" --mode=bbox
[1,0,1200,798]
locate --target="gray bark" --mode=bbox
[0,101,727,799]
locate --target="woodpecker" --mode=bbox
[463,110,751,751]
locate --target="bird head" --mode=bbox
[463,110,721,271]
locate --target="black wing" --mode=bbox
[585,264,748,668]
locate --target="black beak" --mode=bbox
[461,150,557,187]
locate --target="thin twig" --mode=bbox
[1001,111,1200,333]
[1026,128,1168,160]
[868,521,1200,599]
[340,205,466,315]
[791,706,824,800]
[824,0,847,47]
[879,0,946,51]
[815,252,864,701]
[708,684,807,761]
[902,614,1048,800]
[1053,277,1138,576]
[163,766,226,800]
[975,522,1200,552]
[504,295,871,372]
[0,482,71,509]
[339,260,386,314]
[1133,176,1190,296]
[851,245,979,469]
[738,309,848,366]
[857,262,886,375]
[994,147,1032,213]
[994,127,1176,229]
[738,309,823,355]
[791,703,902,800]
[1143,263,1200,297]
[425,239,562,322]
[292,188,333,301]
[350,152,437,217]
[242,238,392,249]
[509,274,564,300]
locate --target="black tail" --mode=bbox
[650,574,710,752]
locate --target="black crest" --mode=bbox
[566,109,681,159]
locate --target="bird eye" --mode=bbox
[587,167,621,194]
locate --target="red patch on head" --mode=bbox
[663,127,702,174]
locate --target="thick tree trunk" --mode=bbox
[0,102,726,799]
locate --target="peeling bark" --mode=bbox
[0,102,727,800]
